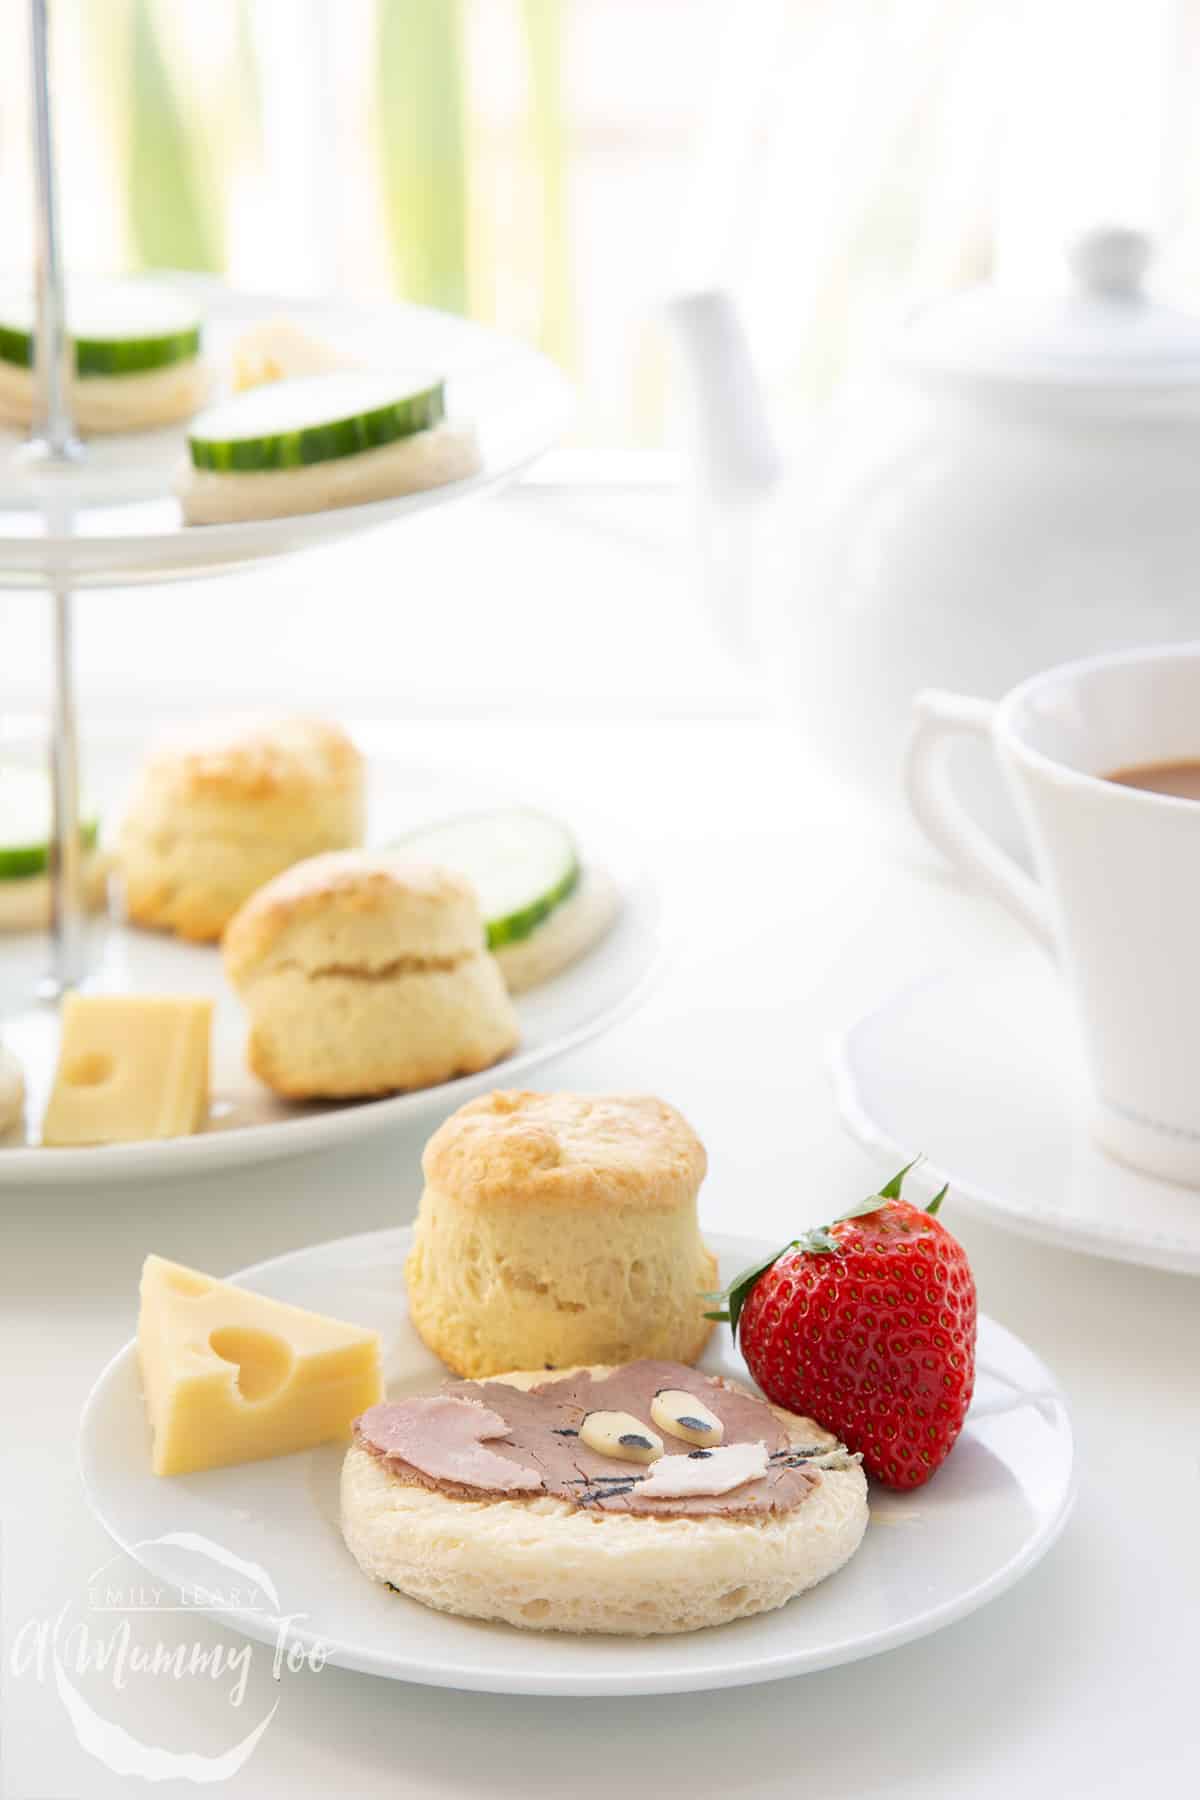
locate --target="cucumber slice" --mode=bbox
[0,279,201,378]
[0,767,98,880]
[392,810,580,949]
[188,372,445,473]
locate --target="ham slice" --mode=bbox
[355,1395,543,1491]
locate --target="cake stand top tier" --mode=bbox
[0,277,571,588]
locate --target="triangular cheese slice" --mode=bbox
[137,1254,382,1476]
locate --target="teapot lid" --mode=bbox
[900,228,1200,392]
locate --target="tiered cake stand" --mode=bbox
[0,3,642,1184]
[9,0,570,998]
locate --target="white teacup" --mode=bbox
[907,644,1200,1187]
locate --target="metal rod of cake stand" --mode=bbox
[45,585,85,994]
[29,0,86,995]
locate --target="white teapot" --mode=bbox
[671,230,1200,836]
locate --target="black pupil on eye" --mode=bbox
[619,1434,650,1449]
[678,1416,706,1431]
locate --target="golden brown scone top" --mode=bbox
[422,1091,707,1211]
[223,850,485,981]
[137,715,362,804]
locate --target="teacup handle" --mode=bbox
[906,690,1055,952]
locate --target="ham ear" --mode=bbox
[355,1396,544,1492]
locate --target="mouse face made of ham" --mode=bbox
[352,1359,849,1518]
[340,1358,870,1636]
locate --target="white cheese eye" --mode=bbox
[650,1388,724,1447]
[579,1410,664,1464]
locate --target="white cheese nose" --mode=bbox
[638,1441,768,1498]
[650,1388,725,1447]
[579,1410,664,1464]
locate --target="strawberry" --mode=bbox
[706,1161,976,1489]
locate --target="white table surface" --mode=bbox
[2,502,1197,1795]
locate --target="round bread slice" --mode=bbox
[180,420,481,524]
[340,1366,869,1637]
[0,354,210,434]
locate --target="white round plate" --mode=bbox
[0,738,660,1184]
[79,1227,1074,1698]
[0,277,570,587]
[831,944,1200,1275]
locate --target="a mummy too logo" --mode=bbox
[9,1533,329,1782]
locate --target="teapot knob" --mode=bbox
[1068,226,1153,299]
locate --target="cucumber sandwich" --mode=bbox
[0,767,108,932]
[181,371,480,524]
[392,809,618,994]
[0,278,208,433]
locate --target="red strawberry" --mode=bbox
[707,1162,976,1489]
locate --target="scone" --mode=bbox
[405,1091,717,1377]
[341,1359,869,1635]
[118,716,364,942]
[391,810,620,995]
[223,852,519,1098]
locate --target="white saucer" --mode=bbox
[831,944,1200,1275]
[0,737,660,1184]
[79,1227,1075,1698]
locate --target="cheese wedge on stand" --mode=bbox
[41,994,212,1147]
[138,1255,383,1476]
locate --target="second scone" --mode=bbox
[405,1090,717,1377]
[223,851,519,1098]
[118,715,364,942]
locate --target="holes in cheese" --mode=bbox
[41,995,212,1146]
[208,1327,294,1403]
[63,1050,114,1088]
[137,1254,382,1476]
